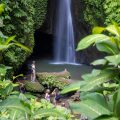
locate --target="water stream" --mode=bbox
[54,0,76,64]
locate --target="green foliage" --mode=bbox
[61,81,85,94]
[24,81,44,92]
[80,71,115,92]
[0,72,74,119]
[0,3,5,14]
[76,34,110,51]
[0,2,76,119]
[62,23,120,119]
[37,71,71,89]
[83,0,105,26]
[0,0,34,70]
[34,0,48,29]
[0,27,31,70]
[1,0,34,45]
[37,75,70,89]
[0,80,14,99]
[0,35,31,52]
[0,93,74,120]
[70,99,111,119]
[83,0,120,27]
[103,0,120,25]
[0,64,13,80]
[30,99,74,120]
[78,23,120,85]
[0,0,48,70]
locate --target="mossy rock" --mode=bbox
[36,69,70,79]
[24,81,44,92]
[36,69,71,89]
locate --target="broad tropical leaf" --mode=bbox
[114,88,120,118]
[106,25,120,37]
[105,54,120,66]
[113,22,120,38]
[0,35,31,52]
[0,44,13,51]
[14,42,31,52]
[70,99,111,119]
[0,64,7,76]
[95,115,118,120]
[61,81,86,94]
[91,59,107,66]
[92,27,105,34]
[0,96,30,113]
[80,71,114,91]
[82,69,101,81]
[90,86,118,93]
[81,73,94,81]
[7,109,27,120]
[80,92,109,109]
[96,40,119,55]
[32,109,66,119]
[19,93,30,104]
[76,34,110,51]
[0,83,13,97]
[4,36,16,45]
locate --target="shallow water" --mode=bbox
[35,59,92,80]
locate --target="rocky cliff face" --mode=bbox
[39,0,104,64]
[42,0,88,36]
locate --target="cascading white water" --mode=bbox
[54,0,76,64]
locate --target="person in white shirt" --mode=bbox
[31,61,36,82]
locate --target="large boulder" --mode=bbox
[36,69,71,89]
[24,81,44,93]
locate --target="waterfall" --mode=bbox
[54,0,76,64]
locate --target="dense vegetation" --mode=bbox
[62,23,120,119]
[1,0,120,119]
[0,0,34,70]
[0,4,75,120]
[34,0,48,29]
[0,0,48,70]
[83,0,120,27]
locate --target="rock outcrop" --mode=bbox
[36,69,71,89]
[24,81,44,92]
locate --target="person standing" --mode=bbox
[52,88,61,106]
[45,89,51,102]
[31,61,36,82]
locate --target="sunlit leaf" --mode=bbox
[91,59,107,66]
[70,99,111,119]
[0,44,13,51]
[14,43,31,52]
[61,81,86,94]
[0,96,30,113]
[105,54,120,66]
[96,40,119,55]
[76,34,110,51]
[4,36,16,45]
[33,109,66,119]
[0,4,5,14]
[80,71,114,91]
[106,25,120,37]
[92,27,105,34]
[82,69,101,80]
